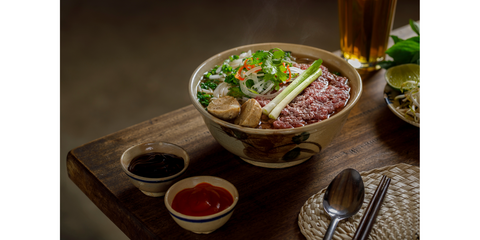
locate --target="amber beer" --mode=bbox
[338,0,397,76]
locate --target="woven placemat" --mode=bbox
[298,163,419,240]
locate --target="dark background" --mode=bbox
[60,0,420,239]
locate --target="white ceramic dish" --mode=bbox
[164,176,239,234]
[120,142,189,197]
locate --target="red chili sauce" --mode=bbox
[171,182,234,216]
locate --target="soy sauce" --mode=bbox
[127,152,184,178]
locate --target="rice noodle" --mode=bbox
[198,87,214,94]
[229,59,242,69]
[260,82,275,94]
[290,67,304,74]
[252,76,264,90]
[245,66,262,76]
[208,74,223,80]
[213,82,229,98]
[239,80,284,99]
[239,50,252,59]
[222,85,229,96]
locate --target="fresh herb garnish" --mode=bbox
[250,48,292,90]
[285,51,292,58]
[227,86,245,98]
[197,92,213,107]
[379,20,420,69]
[223,68,246,98]
[225,74,238,85]
[222,64,233,73]
[210,66,219,74]
[200,79,219,90]
[197,48,295,106]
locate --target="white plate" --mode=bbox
[383,84,419,127]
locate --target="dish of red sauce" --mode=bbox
[171,182,234,216]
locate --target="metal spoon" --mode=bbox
[323,168,365,240]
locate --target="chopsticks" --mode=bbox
[352,175,391,240]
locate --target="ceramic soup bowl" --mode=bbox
[189,43,362,168]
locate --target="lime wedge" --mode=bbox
[385,64,420,91]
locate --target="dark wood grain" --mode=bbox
[66,24,419,240]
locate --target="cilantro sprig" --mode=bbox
[252,48,292,90]
[379,20,420,69]
[197,48,295,106]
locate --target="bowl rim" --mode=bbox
[164,176,240,221]
[120,141,190,182]
[188,42,362,134]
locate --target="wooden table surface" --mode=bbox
[66,24,419,240]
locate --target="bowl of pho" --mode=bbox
[189,43,362,168]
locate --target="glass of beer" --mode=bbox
[338,0,397,79]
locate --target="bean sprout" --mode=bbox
[394,81,420,123]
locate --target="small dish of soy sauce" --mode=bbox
[120,142,190,197]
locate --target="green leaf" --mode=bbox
[262,57,276,76]
[391,35,404,44]
[252,50,269,64]
[263,73,276,82]
[406,36,420,43]
[385,39,420,65]
[277,70,288,82]
[379,20,420,70]
[378,60,395,69]
[410,51,420,64]
[276,63,288,82]
[271,48,285,60]
[409,19,420,36]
